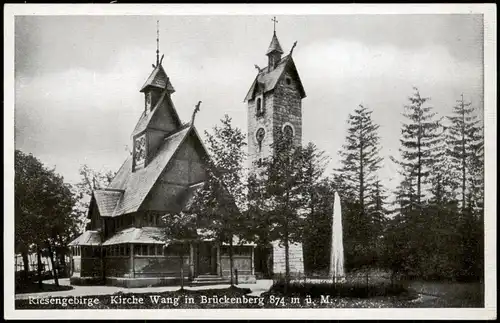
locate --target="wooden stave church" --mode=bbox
[68,28,306,287]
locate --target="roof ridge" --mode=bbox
[131,89,169,137]
[103,188,125,193]
[164,123,192,140]
[189,181,205,188]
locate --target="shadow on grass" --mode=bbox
[16,282,74,294]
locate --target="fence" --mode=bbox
[15,253,71,275]
[270,269,402,287]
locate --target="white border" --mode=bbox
[4,3,497,320]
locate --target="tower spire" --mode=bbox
[266,17,283,70]
[156,20,160,67]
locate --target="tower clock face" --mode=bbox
[256,128,265,143]
[134,134,146,165]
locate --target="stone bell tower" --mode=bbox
[244,18,307,276]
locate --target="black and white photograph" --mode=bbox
[4,4,496,320]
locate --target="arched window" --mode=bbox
[256,98,263,116]
[282,123,295,140]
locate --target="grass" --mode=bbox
[15,282,74,295]
[268,279,415,299]
[406,280,484,308]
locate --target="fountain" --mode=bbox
[329,191,345,283]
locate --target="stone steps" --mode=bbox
[191,275,230,286]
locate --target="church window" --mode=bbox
[256,98,263,116]
[282,123,295,139]
[256,128,265,152]
[285,77,292,85]
[145,92,152,111]
[134,134,147,168]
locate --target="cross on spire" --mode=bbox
[272,16,278,33]
[156,20,160,66]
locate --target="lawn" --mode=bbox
[406,280,484,308]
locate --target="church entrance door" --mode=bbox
[196,242,217,275]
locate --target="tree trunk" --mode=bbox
[461,95,466,215]
[22,251,30,280]
[37,246,42,289]
[57,235,67,277]
[229,238,234,286]
[284,219,290,294]
[179,252,185,290]
[47,242,59,286]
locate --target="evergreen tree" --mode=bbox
[391,87,443,209]
[300,143,330,273]
[446,94,483,214]
[366,177,389,263]
[335,104,384,268]
[337,104,383,209]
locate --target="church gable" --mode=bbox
[131,91,182,138]
[107,125,192,216]
[141,130,208,212]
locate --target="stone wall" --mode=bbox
[247,92,275,170]
[272,71,302,147]
[272,240,305,275]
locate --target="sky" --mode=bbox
[14,13,485,195]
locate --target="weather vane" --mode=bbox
[156,20,160,67]
[272,16,278,33]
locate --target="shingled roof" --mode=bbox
[102,227,166,245]
[68,231,101,246]
[106,124,193,217]
[267,32,284,55]
[140,64,175,93]
[131,90,182,137]
[244,55,306,102]
[93,189,123,218]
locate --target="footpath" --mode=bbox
[15,279,273,300]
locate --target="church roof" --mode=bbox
[244,55,306,102]
[266,32,284,55]
[131,90,182,137]
[140,64,175,93]
[68,231,101,246]
[93,189,124,218]
[102,227,165,245]
[106,124,193,217]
